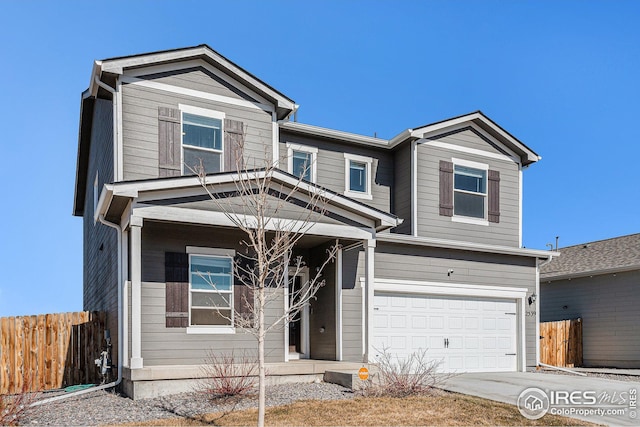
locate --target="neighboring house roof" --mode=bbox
[540,233,640,281]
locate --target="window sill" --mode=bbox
[186,326,236,334]
[452,216,489,226]
[343,190,373,200]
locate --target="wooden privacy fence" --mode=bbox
[0,311,106,394]
[540,318,583,367]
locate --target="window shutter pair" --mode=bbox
[157,108,244,176]
[438,160,500,223]
[164,251,253,328]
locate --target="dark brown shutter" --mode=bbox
[488,169,500,223]
[158,107,182,177]
[224,119,244,172]
[439,160,454,217]
[165,252,189,328]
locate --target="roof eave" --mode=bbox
[98,45,295,116]
[541,263,640,282]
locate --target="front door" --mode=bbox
[287,269,309,359]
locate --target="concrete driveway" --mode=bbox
[439,372,639,426]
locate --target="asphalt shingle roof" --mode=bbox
[540,233,640,280]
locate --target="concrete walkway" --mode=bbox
[439,372,640,426]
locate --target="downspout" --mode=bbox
[33,75,123,406]
[33,215,124,405]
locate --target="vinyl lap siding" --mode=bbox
[279,132,393,213]
[83,98,120,367]
[121,76,273,181]
[416,144,520,247]
[341,248,364,362]
[541,270,640,368]
[140,221,284,365]
[392,143,412,234]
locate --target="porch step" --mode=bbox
[323,370,370,390]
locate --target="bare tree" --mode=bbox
[192,144,339,427]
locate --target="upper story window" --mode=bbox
[344,153,373,200]
[180,105,225,174]
[189,254,233,327]
[286,143,317,182]
[454,165,487,219]
[439,158,500,225]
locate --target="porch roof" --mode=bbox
[96,168,401,234]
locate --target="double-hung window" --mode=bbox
[189,254,233,327]
[180,105,225,174]
[286,143,317,182]
[453,163,487,219]
[344,153,373,200]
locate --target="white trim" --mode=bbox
[451,157,488,171]
[520,297,526,372]
[535,261,541,368]
[518,165,523,247]
[364,239,376,362]
[335,245,343,361]
[93,171,99,224]
[117,78,124,181]
[421,139,517,163]
[373,278,528,299]
[130,219,143,369]
[411,140,417,236]
[186,246,235,257]
[452,216,489,226]
[344,153,373,200]
[272,112,279,166]
[179,104,226,120]
[133,205,375,240]
[120,75,274,113]
[377,233,558,259]
[286,142,318,183]
[125,59,274,107]
[186,327,235,334]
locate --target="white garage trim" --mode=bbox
[373,278,528,372]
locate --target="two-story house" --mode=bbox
[73,45,555,399]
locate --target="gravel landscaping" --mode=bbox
[22,382,354,426]
[539,369,640,383]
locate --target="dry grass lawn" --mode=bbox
[118,392,597,426]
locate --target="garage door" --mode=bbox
[373,293,518,372]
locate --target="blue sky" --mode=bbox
[0,1,638,317]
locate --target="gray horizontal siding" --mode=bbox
[121,79,273,181]
[425,128,508,156]
[83,98,120,369]
[309,244,336,360]
[392,144,412,234]
[138,67,257,102]
[279,131,393,213]
[140,221,284,366]
[341,247,364,362]
[371,242,537,368]
[416,144,520,247]
[541,270,640,368]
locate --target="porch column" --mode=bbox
[335,243,343,361]
[130,216,143,369]
[364,238,376,363]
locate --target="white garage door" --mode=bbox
[373,293,518,372]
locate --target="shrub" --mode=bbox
[362,348,451,398]
[199,350,259,399]
[0,382,39,426]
